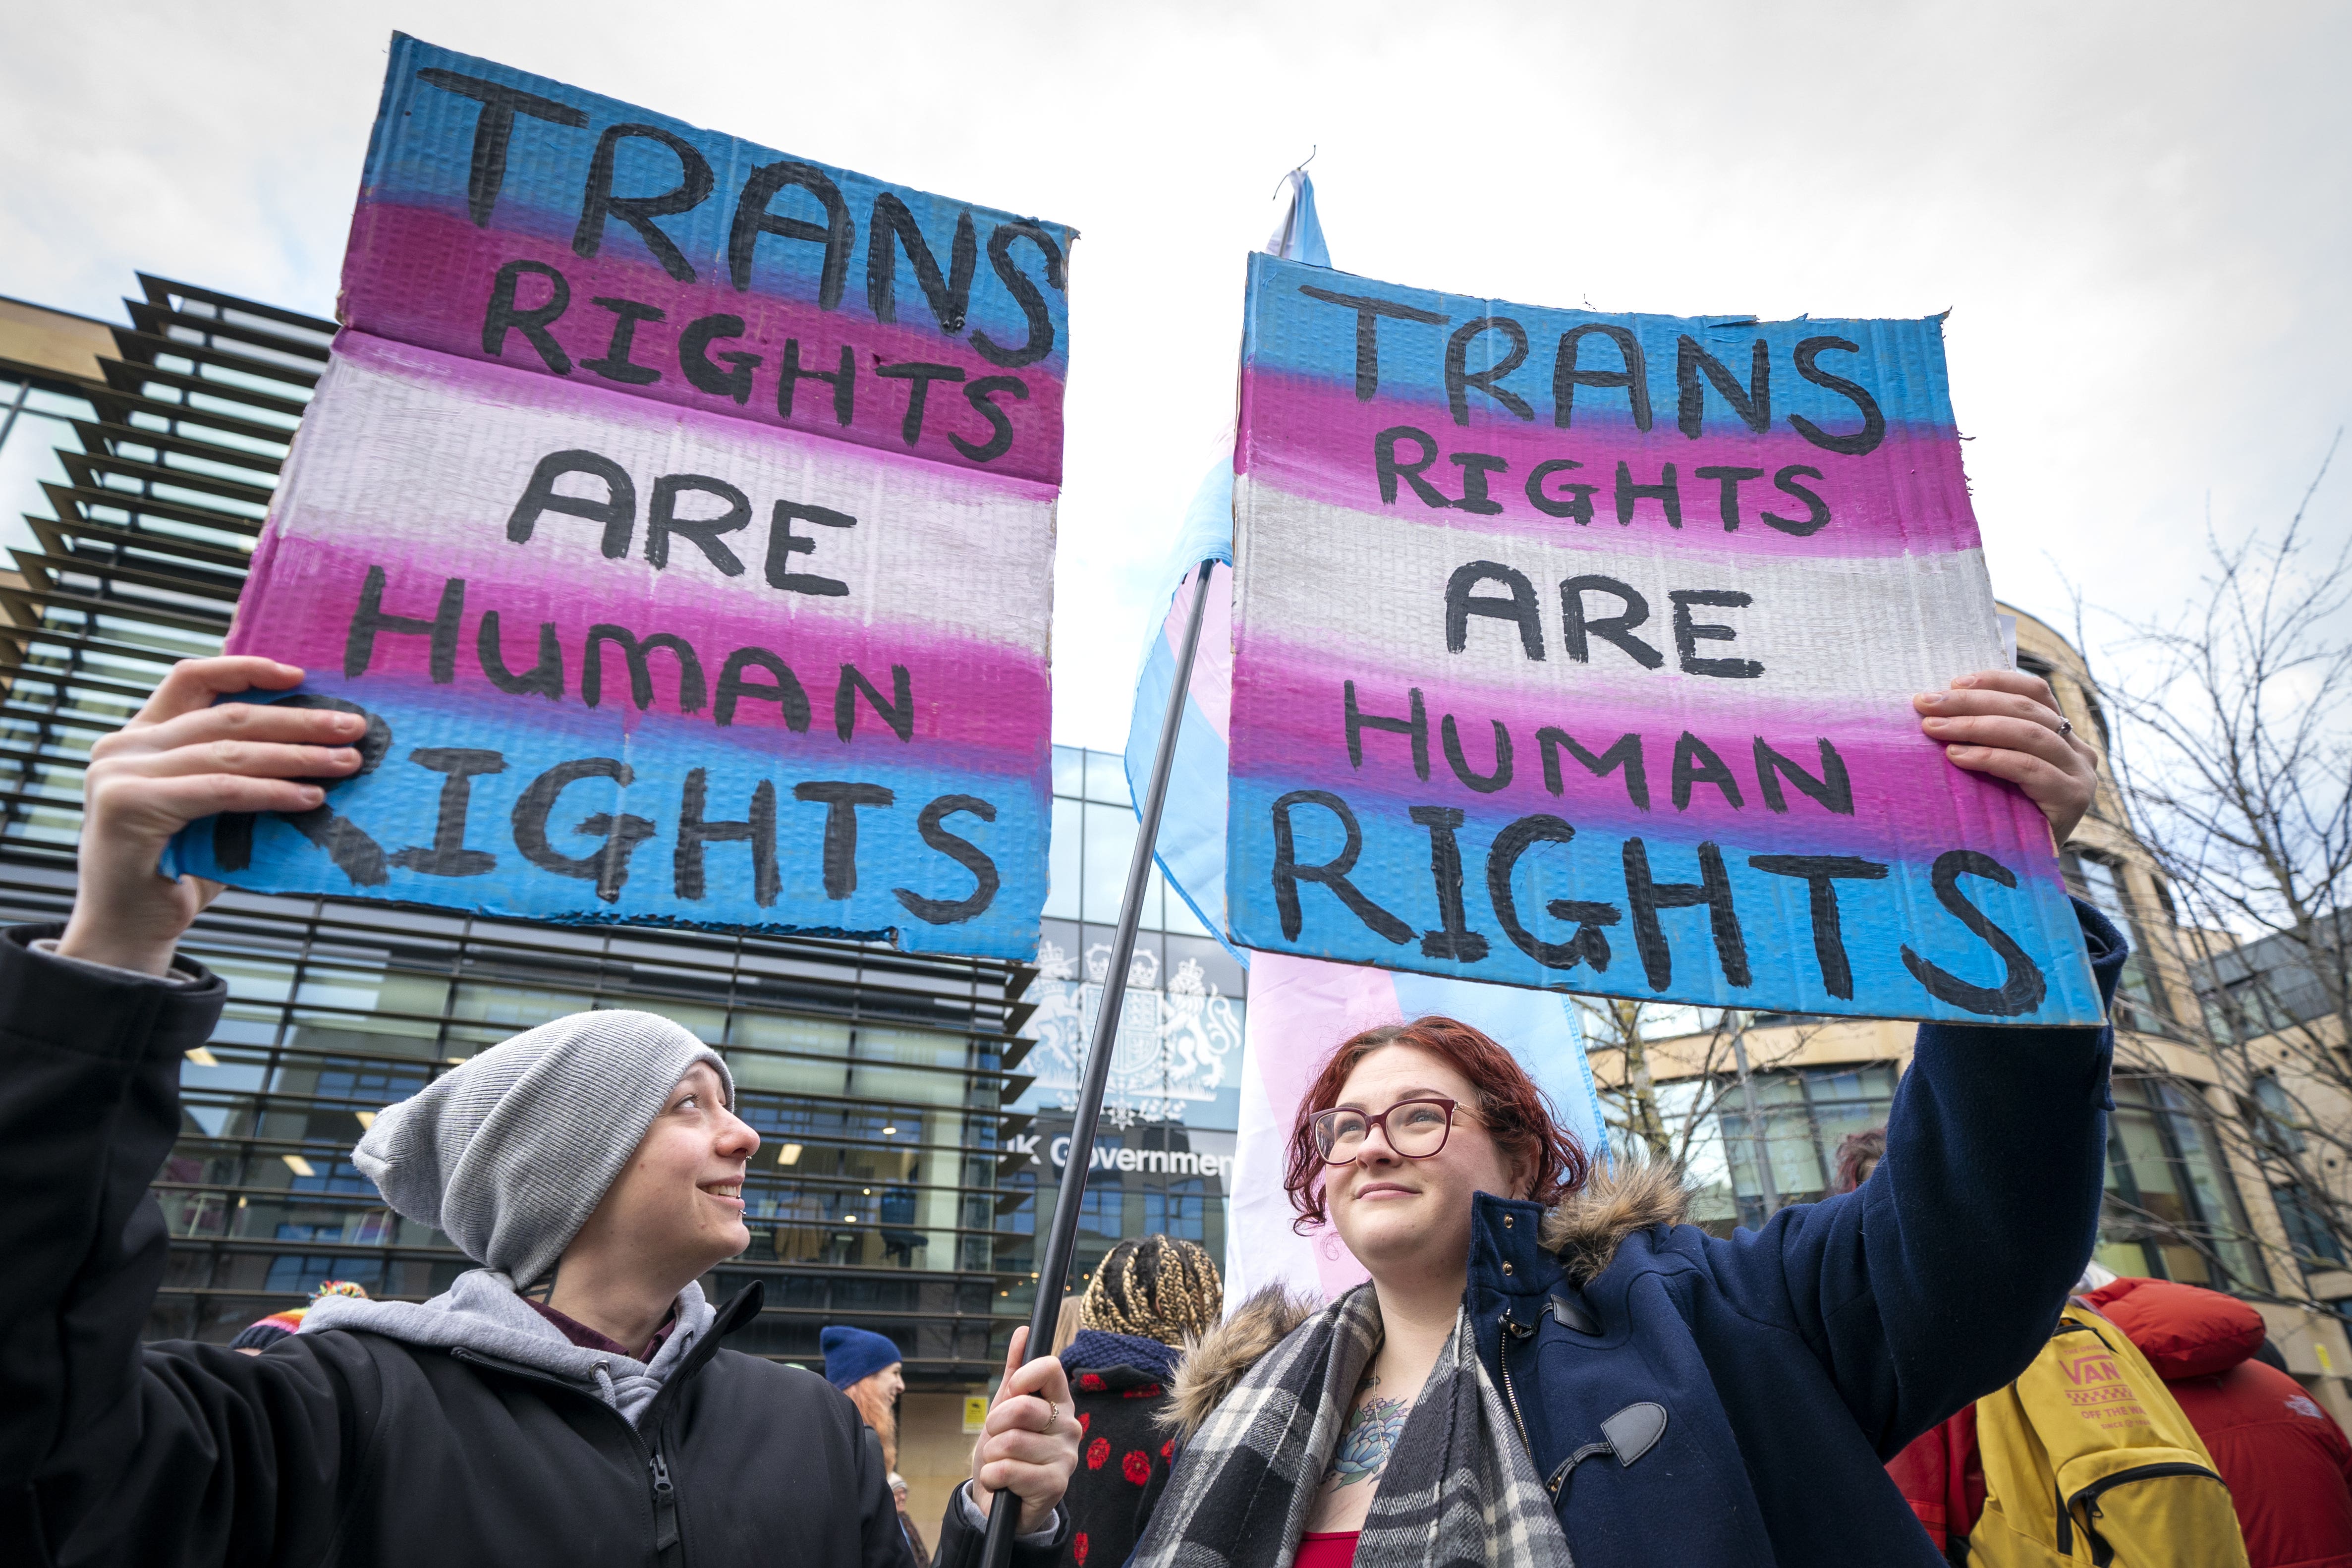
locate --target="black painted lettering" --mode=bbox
[674,769,779,905]
[1622,838,1750,991]
[511,756,655,902]
[1409,805,1489,961]
[1441,715,1512,794]
[1344,681,1428,780]
[390,748,506,877]
[579,296,666,386]
[1375,426,1450,508]
[414,69,589,227]
[1298,284,1451,401]
[1269,788,1412,943]
[1693,465,1764,531]
[1553,324,1651,431]
[1444,317,1532,425]
[765,502,856,595]
[507,449,635,558]
[1754,737,1853,815]
[836,664,913,742]
[678,314,759,404]
[1899,849,2049,1015]
[867,195,977,333]
[970,222,1064,370]
[1761,464,1832,536]
[1614,461,1682,528]
[894,794,1000,924]
[1670,589,1763,679]
[1449,452,1510,514]
[1560,576,1664,670]
[477,611,562,699]
[950,375,1028,463]
[345,567,463,683]
[1488,814,1620,972]
[793,781,894,898]
[729,162,853,308]
[1445,561,1544,661]
[482,260,573,374]
[714,648,811,730]
[1536,728,1649,811]
[583,625,705,713]
[1749,854,1888,1000]
[1525,457,1596,523]
[1787,337,1886,456]
[778,339,854,427]
[1677,336,1770,437]
[1671,732,1744,810]
[876,361,966,445]
[645,474,752,575]
[574,123,713,283]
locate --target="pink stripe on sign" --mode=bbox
[341,204,1067,485]
[1226,641,2056,858]
[230,539,1050,755]
[1237,370,1980,560]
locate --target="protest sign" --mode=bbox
[166,37,1068,957]
[1225,253,2103,1024]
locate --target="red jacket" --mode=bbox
[2083,1277,2352,1568]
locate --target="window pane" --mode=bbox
[1082,802,1139,925]
[1085,750,1131,806]
[1053,745,1085,799]
[1045,796,1082,920]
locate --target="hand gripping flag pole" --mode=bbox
[979,555,1221,1567]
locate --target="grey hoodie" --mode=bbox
[303,1269,718,1427]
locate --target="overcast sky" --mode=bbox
[4,0,2346,750]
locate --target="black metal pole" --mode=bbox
[979,557,1220,1565]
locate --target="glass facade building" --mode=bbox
[0,278,1247,1385]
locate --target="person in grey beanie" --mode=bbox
[0,655,1081,1568]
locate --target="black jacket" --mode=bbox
[0,923,1055,1568]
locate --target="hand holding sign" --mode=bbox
[1917,669,2099,844]
[60,658,359,975]
[967,1325,1080,1536]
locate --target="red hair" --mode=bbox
[1283,1015,1590,1233]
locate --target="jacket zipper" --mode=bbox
[649,1449,681,1560]
[448,1347,693,1564]
[1497,1316,1534,1460]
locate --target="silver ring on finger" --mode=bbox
[1044,1400,1059,1430]
[2056,717,2073,736]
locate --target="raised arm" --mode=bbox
[1694,669,2120,1451]
[2,657,368,1564]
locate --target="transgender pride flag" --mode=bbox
[1123,175,1606,1301]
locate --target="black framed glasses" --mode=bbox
[1310,1097,1464,1166]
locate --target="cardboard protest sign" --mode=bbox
[1225,253,2103,1024]
[167,37,1068,956]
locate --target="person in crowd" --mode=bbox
[227,1279,370,1354]
[1057,1236,1223,1568]
[829,1325,910,1474]
[2084,1275,2352,1568]
[890,1473,931,1567]
[0,654,1081,1567]
[1131,669,2127,1568]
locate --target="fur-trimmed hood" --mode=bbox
[1164,1161,1690,1438]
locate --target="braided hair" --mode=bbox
[1079,1234,1224,1346]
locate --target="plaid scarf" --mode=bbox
[1130,1286,1572,1568]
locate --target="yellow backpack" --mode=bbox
[1966,1300,2246,1567]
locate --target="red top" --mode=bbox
[524,1298,676,1362]
[1295,1530,1359,1568]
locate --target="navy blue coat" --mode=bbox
[1464,900,2125,1566]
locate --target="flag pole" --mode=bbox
[980,556,1221,1567]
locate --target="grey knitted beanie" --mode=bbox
[354,1010,734,1287]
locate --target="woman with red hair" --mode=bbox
[1130,671,2132,1568]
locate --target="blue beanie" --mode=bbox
[822,1325,902,1390]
